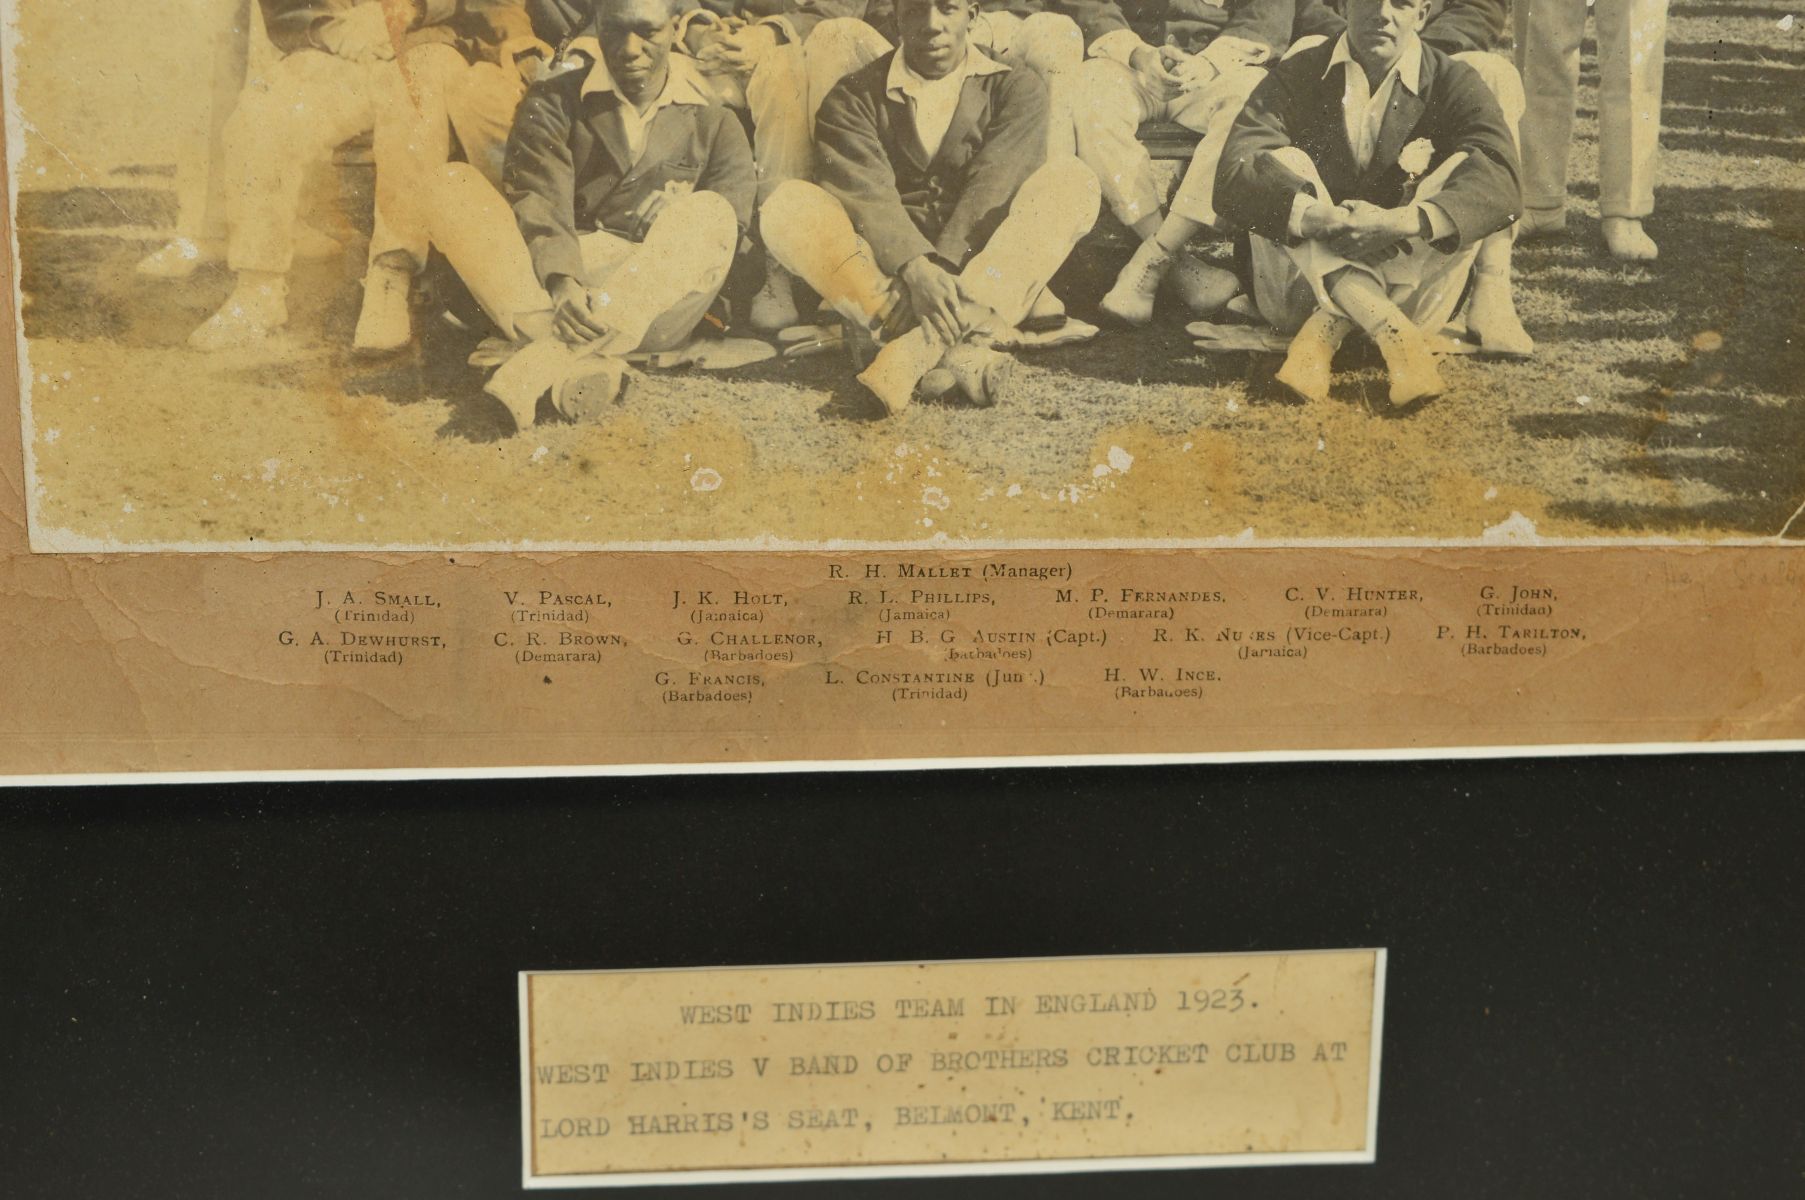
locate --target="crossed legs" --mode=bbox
[761,158,1100,414]
[423,163,739,427]
[1252,148,1481,408]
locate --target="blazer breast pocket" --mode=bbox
[648,157,704,189]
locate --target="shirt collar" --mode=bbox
[885,45,1007,102]
[572,38,715,106]
[1325,32,1423,95]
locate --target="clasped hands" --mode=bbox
[1298,199,1424,265]
[1128,37,1265,101]
[684,13,780,73]
[1128,44,1217,101]
[317,1,403,64]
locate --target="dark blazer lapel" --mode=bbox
[627,103,694,181]
[1311,61,1359,197]
[581,93,635,178]
[883,86,932,175]
[928,74,990,170]
[1366,74,1428,189]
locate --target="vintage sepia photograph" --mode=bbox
[7,0,1802,549]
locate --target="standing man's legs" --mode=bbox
[1513,0,1584,238]
[1595,0,1667,260]
[143,1,345,279]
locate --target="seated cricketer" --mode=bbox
[758,0,1100,415]
[187,0,533,354]
[448,0,1083,334]
[1101,0,1533,352]
[417,0,757,429]
[1071,0,1345,325]
[1213,0,1520,408]
[858,0,1089,159]
[690,0,1088,332]
[1295,0,1533,355]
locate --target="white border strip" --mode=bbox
[516,949,1388,1189]
[3,737,1801,789]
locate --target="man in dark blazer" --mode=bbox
[1214,0,1519,407]
[418,0,758,429]
[185,0,534,353]
[1286,0,1532,354]
[676,0,1081,334]
[759,0,1100,415]
[1072,0,1343,325]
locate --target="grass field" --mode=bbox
[15,0,1805,547]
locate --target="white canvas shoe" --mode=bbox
[1601,217,1658,262]
[1465,271,1534,359]
[1098,238,1170,327]
[187,276,287,352]
[749,257,801,334]
[136,237,222,280]
[1163,252,1239,317]
[353,260,414,354]
[1373,319,1445,408]
[1274,311,1352,404]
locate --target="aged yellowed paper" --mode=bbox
[2,1,1803,778]
[520,951,1383,1185]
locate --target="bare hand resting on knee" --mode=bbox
[899,256,973,348]
[549,276,615,346]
